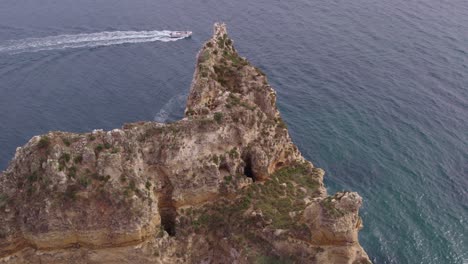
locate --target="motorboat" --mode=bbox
[170,31,192,38]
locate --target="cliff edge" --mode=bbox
[0,23,371,264]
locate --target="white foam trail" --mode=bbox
[154,94,187,123]
[0,30,187,54]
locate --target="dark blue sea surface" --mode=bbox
[0,0,467,263]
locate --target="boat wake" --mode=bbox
[154,94,187,123]
[0,30,188,54]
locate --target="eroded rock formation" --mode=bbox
[0,23,371,264]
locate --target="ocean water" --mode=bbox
[0,0,467,263]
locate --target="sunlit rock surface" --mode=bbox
[0,23,370,264]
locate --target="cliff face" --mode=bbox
[0,23,370,264]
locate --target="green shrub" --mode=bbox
[228,94,241,105]
[255,255,291,264]
[214,112,223,124]
[321,196,345,218]
[69,166,77,179]
[240,102,255,111]
[212,155,219,165]
[0,193,8,208]
[120,175,127,183]
[104,142,111,149]
[58,153,71,171]
[239,197,251,210]
[275,117,287,129]
[219,155,226,163]
[224,175,232,183]
[255,67,265,76]
[61,137,71,146]
[27,172,39,182]
[186,109,195,116]
[198,50,211,64]
[37,136,50,149]
[74,155,83,164]
[93,174,110,183]
[65,185,78,200]
[229,147,239,159]
[58,163,65,171]
[60,153,71,163]
[199,118,214,127]
[129,179,136,190]
[217,38,225,49]
[78,176,91,188]
[95,144,104,152]
[27,186,36,196]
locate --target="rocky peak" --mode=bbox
[186,22,279,119]
[213,22,228,39]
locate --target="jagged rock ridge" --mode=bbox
[0,23,371,264]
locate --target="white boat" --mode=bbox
[170,31,192,38]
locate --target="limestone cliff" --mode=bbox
[0,23,371,264]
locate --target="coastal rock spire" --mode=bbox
[186,22,279,120]
[0,23,370,263]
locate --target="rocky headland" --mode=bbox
[0,23,371,264]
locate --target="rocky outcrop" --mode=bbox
[305,192,369,263]
[0,23,370,263]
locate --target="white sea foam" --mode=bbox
[154,94,187,123]
[0,30,186,54]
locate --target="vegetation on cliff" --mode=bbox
[0,23,370,264]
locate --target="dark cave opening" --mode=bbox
[275,161,284,169]
[157,169,177,236]
[159,206,176,236]
[243,156,256,181]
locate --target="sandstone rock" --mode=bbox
[0,23,370,263]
